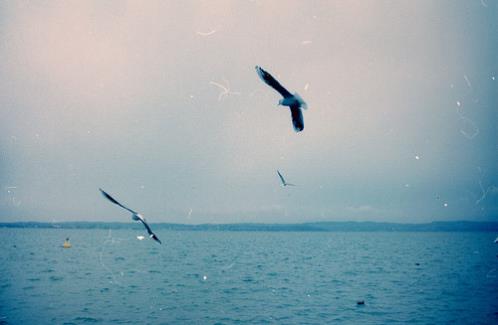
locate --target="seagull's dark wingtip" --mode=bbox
[152,235,162,244]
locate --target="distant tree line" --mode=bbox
[1,221,497,232]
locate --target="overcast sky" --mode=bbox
[1,1,497,224]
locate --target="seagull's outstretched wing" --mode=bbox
[133,214,162,245]
[99,188,137,214]
[149,232,162,244]
[277,170,296,186]
[255,66,292,98]
[277,170,286,185]
[290,104,304,132]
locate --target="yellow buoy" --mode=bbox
[63,238,72,248]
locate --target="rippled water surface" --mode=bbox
[1,229,497,324]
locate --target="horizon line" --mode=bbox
[1,219,498,225]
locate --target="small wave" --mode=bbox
[73,316,101,323]
[49,275,63,282]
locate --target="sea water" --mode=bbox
[1,229,497,324]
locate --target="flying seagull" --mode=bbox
[255,66,307,132]
[99,188,162,244]
[277,170,296,187]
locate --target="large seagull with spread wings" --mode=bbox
[255,66,308,132]
[99,188,162,244]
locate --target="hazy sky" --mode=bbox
[1,1,497,223]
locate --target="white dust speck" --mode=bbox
[456,101,461,107]
[456,105,479,139]
[492,76,495,81]
[415,155,420,160]
[404,184,410,188]
[304,83,310,91]
[463,74,472,89]
[196,30,216,37]
[475,167,496,205]
[301,40,312,46]
[209,79,240,101]
[202,275,208,281]
[443,203,448,207]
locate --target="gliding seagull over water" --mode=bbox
[255,66,308,132]
[99,188,162,244]
[277,170,296,187]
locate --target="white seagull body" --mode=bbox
[277,170,296,187]
[255,66,307,132]
[99,188,162,244]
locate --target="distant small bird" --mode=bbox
[99,188,162,244]
[255,66,307,132]
[277,170,296,187]
[356,300,365,305]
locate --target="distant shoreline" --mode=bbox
[1,221,497,232]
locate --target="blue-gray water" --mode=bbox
[1,229,497,324]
